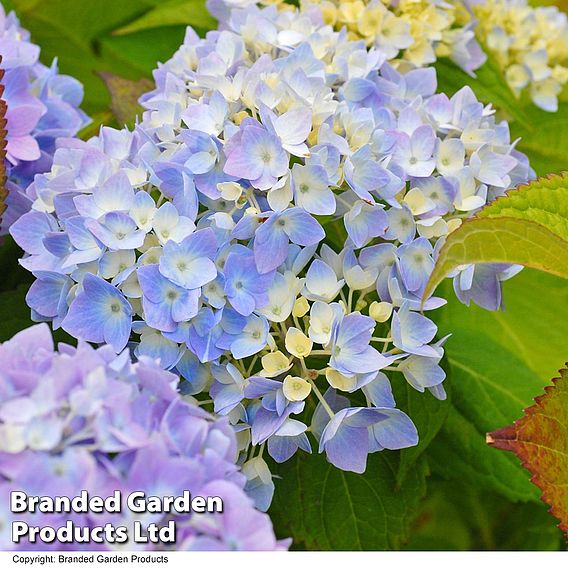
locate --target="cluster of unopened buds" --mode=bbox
[9,1,533,514]
[0,324,287,551]
[468,0,568,112]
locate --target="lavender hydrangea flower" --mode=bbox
[0,5,89,233]
[0,324,288,551]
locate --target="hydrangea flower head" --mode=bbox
[11,2,533,487]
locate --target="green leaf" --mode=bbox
[392,379,449,486]
[11,0,149,113]
[100,73,153,128]
[429,269,568,501]
[424,173,568,301]
[404,478,566,550]
[488,367,568,536]
[10,0,187,115]
[430,406,539,502]
[440,269,568,380]
[512,103,568,176]
[476,173,568,229]
[97,26,188,79]
[429,330,542,501]
[113,0,216,36]
[269,451,428,550]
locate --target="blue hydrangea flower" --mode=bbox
[10,0,534,483]
[62,273,133,352]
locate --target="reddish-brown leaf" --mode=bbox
[487,367,568,535]
[0,59,8,224]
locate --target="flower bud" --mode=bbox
[369,301,393,323]
[282,376,312,402]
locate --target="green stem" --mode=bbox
[307,377,334,418]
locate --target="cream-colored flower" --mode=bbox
[369,301,393,323]
[292,297,310,318]
[285,327,313,358]
[325,368,357,391]
[282,375,312,401]
[260,351,293,378]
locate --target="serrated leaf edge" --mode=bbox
[0,60,8,224]
[477,172,568,219]
[487,366,568,536]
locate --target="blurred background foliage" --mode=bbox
[1,0,567,551]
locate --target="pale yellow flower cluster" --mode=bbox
[298,0,483,72]
[470,0,568,111]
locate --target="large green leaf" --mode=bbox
[11,0,146,113]
[512,103,568,176]
[269,452,428,550]
[441,270,568,380]
[431,407,538,502]
[392,379,449,485]
[403,477,565,550]
[98,26,188,79]
[430,332,542,501]
[430,269,568,501]
[476,174,568,228]
[424,174,568,300]
[9,0,188,115]
[113,0,216,36]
